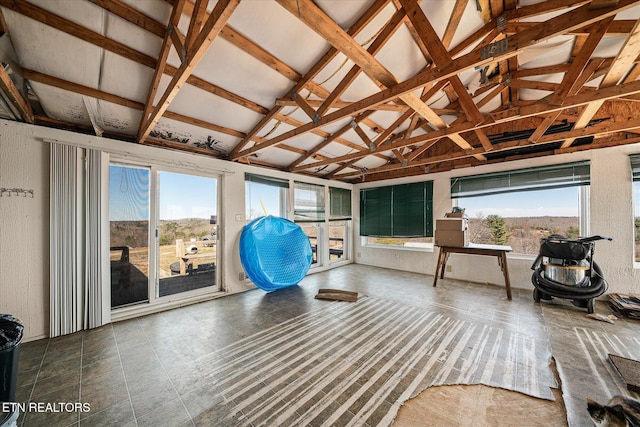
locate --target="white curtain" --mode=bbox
[50,143,109,337]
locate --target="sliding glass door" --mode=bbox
[109,165,150,309]
[157,171,218,297]
[109,163,220,311]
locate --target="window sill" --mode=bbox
[363,243,435,253]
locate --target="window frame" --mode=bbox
[360,181,434,251]
[451,162,590,257]
[630,155,640,265]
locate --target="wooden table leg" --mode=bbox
[433,247,444,287]
[499,251,512,300]
[440,252,450,279]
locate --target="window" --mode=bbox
[294,182,325,265]
[109,164,221,310]
[329,187,351,261]
[630,155,640,262]
[451,161,590,255]
[294,182,325,222]
[109,164,151,308]
[245,173,289,220]
[360,181,433,248]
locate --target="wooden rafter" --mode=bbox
[316,6,408,117]
[561,17,640,148]
[398,0,486,161]
[137,0,185,142]
[527,16,614,143]
[22,68,247,139]
[238,0,638,160]
[2,0,640,182]
[274,0,466,144]
[228,0,390,158]
[137,0,240,142]
[338,118,640,180]
[293,77,640,173]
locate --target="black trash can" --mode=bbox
[0,314,24,403]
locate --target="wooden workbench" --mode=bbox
[433,243,513,300]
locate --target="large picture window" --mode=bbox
[360,181,433,248]
[451,162,590,255]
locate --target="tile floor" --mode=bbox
[9,264,640,426]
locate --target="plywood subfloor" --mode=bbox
[393,384,567,427]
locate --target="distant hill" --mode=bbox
[110,218,216,248]
[468,216,579,254]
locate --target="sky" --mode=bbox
[158,171,217,220]
[109,166,217,221]
[245,181,283,220]
[456,187,580,218]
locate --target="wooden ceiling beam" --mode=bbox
[275,0,455,130]
[528,16,613,143]
[137,0,186,143]
[0,63,32,123]
[511,64,571,79]
[137,0,240,142]
[397,1,488,155]
[0,0,157,67]
[337,118,640,180]
[508,79,560,92]
[272,110,392,165]
[286,111,378,170]
[561,17,640,147]
[374,81,448,147]
[291,91,320,124]
[391,0,432,61]
[507,19,637,36]
[87,0,165,37]
[263,0,471,160]
[21,68,251,140]
[0,0,270,120]
[274,98,410,112]
[316,6,408,117]
[292,77,640,172]
[241,0,637,160]
[228,0,390,158]
[185,0,208,51]
[441,0,469,50]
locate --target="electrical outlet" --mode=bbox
[446,265,452,272]
[235,214,243,222]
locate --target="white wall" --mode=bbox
[0,121,49,341]
[354,145,640,295]
[0,120,351,341]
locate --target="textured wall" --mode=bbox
[0,122,49,340]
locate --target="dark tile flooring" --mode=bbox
[8,264,640,426]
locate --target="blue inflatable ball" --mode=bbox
[239,216,312,292]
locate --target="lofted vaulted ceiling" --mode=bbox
[0,0,639,182]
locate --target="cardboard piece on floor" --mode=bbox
[609,354,640,393]
[315,288,358,302]
[608,293,640,319]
